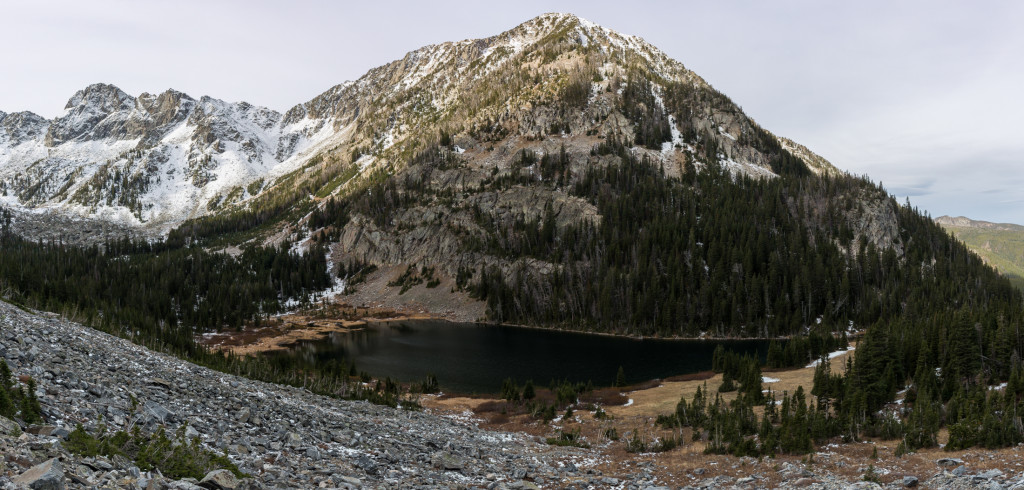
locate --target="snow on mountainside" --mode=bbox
[0,83,340,230]
[0,13,838,234]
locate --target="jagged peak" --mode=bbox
[0,110,47,125]
[138,88,194,103]
[64,82,134,112]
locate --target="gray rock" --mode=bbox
[199,469,240,489]
[903,475,919,487]
[979,469,1006,479]
[432,451,465,471]
[0,415,20,436]
[25,424,56,435]
[335,475,362,487]
[953,465,967,477]
[12,458,65,490]
[284,431,302,447]
[184,424,200,440]
[937,457,965,467]
[355,455,377,475]
[306,446,321,460]
[143,400,172,424]
[168,480,205,490]
[236,407,250,424]
[112,454,133,469]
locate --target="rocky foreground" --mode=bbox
[1,299,1024,489]
[0,300,602,489]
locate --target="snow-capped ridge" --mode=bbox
[0,80,340,232]
[0,13,836,235]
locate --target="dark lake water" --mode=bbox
[273,320,772,393]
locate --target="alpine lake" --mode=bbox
[269,319,772,394]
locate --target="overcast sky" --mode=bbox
[3,0,1022,223]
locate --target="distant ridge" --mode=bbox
[937,215,1024,290]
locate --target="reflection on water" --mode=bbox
[273,320,771,393]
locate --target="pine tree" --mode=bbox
[523,380,536,400]
[615,366,626,388]
[20,378,42,424]
[0,382,13,419]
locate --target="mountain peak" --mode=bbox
[64,83,134,112]
[523,12,590,27]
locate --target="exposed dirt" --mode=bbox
[199,303,437,356]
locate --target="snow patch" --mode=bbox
[806,346,855,368]
[719,156,778,180]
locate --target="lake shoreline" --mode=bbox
[459,319,793,342]
[201,310,806,360]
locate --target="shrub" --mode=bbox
[66,423,246,480]
[625,429,647,453]
[604,427,620,441]
[546,428,589,448]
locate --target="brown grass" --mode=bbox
[197,303,440,356]
[420,344,904,487]
[580,387,629,406]
[420,341,1024,486]
[664,371,716,382]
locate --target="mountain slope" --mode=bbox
[272,14,994,338]
[0,13,835,235]
[3,13,1015,341]
[936,215,1024,289]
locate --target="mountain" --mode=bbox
[4,13,1005,336]
[0,13,835,234]
[936,215,1024,289]
[0,83,340,230]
